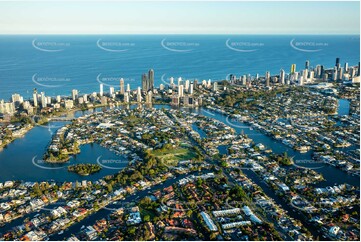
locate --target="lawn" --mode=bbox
[151,146,197,165]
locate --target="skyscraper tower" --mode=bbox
[189,83,194,94]
[148,69,154,91]
[193,79,198,90]
[320,65,324,78]
[40,92,47,108]
[142,73,148,91]
[265,71,270,87]
[33,89,38,107]
[146,91,152,104]
[280,69,285,85]
[124,92,130,103]
[110,86,115,95]
[177,77,182,86]
[178,85,184,97]
[71,89,78,101]
[99,84,104,96]
[335,58,341,69]
[290,64,296,74]
[185,80,190,91]
[305,60,310,70]
[120,78,125,95]
[137,87,142,102]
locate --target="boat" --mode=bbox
[58,231,64,235]
[81,225,85,229]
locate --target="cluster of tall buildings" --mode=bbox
[141,69,154,92]
[168,77,210,106]
[230,58,360,87]
[0,93,33,117]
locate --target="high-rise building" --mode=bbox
[320,65,324,78]
[159,84,165,90]
[124,92,130,103]
[101,96,107,105]
[178,85,184,97]
[299,77,304,86]
[344,63,349,72]
[323,73,329,81]
[358,62,360,76]
[11,93,23,108]
[315,65,321,78]
[145,91,152,104]
[290,64,296,74]
[202,79,207,86]
[126,84,131,92]
[280,69,285,85]
[141,69,155,92]
[64,100,73,109]
[141,73,148,91]
[302,69,308,81]
[305,60,310,70]
[193,80,198,89]
[148,69,154,91]
[336,57,340,67]
[213,82,218,92]
[120,78,125,95]
[349,67,355,77]
[309,71,315,81]
[332,67,338,81]
[177,77,182,86]
[99,84,104,96]
[229,74,236,82]
[109,86,115,95]
[40,92,47,108]
[137,87,142,102]
[33,89,38,107]
[0,100,15,115]
[207,79,212,88]
[189,83,194,94]
[338,68,343,80]
[247,74,251,83]
[185,80,190,92]
[71,89,78,101]
[241,75,247,86]
[265,71,270,86]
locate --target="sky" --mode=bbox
[0,1,359,34]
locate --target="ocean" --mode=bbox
[0,35,359,100]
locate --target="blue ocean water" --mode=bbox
[0,35,359,99]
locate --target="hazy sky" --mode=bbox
[0,1,359,34]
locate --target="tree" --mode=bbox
[107,184,113,193]
[143,214,150,222]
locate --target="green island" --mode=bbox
[67,163,102,176]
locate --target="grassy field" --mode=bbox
[151,146,197,165]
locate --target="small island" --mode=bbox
[67,164,102,176]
